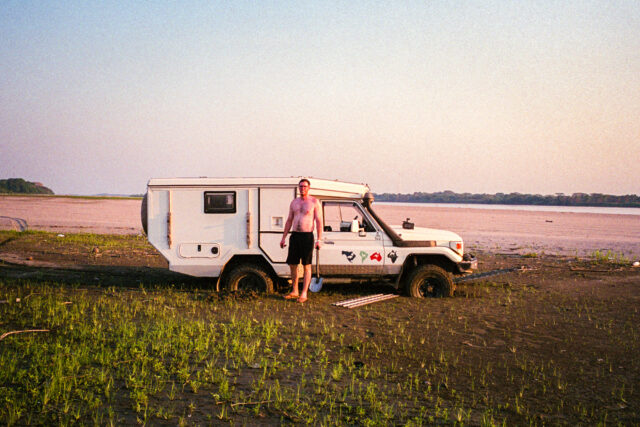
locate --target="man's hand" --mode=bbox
[315,240,322,250]
[280,237,286,249]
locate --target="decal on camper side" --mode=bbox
[341,251,356,263]
[346,250,383,263]
[370,252,382,262]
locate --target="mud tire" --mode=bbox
[406,265,454,298]
[224,263,275,294]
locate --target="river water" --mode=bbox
[377,202,640,216]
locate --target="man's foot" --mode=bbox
[284,293,299,300]
[297,296,308,303]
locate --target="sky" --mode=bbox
[1,1,639,196]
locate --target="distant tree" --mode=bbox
[374,190,640,208]
[0,178,54,195]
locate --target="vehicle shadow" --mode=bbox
[0,263,213,290]
[1,262,399,297]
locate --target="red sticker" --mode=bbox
[370,252,382,262]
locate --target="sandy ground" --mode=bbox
[1,195,639,257]
[376,204,640,257]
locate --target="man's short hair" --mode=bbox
[299,178,310,187]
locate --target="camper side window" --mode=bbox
[204,192,236,214]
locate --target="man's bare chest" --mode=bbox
[293,199,315,216]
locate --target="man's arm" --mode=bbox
[280,202,294,248]
[314,198,323,249]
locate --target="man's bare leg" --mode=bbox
[298,264,312,302]
[285,264,300,298]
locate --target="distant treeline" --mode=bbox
[0,178,54,195]
[374,191,640,208]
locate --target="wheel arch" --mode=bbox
[395,254,457,289]
[216,254,277,291]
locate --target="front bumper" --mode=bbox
[456,253,478,273]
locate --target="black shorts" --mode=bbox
[286,232,314,266]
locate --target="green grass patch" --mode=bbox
[590,249,630,265]
[0,230,149,251]
[1,254,638,425]
[1,282,425,425]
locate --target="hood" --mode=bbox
[391,225,462,245]
[362,201,463,249]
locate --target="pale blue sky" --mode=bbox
[1,1,639,195]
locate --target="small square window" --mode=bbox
[204,191,236,214]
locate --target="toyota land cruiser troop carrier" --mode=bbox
[142,177,477,297]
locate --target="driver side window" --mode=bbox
[323,202,375,232]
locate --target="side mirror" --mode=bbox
[350,219,359,232]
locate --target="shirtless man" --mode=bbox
[280,178,323,303]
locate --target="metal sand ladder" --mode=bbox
[332,293,399,309]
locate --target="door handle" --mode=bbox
[323,240,335,245]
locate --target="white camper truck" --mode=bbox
[142,177,477,297]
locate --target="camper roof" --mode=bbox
[147,177,370,199]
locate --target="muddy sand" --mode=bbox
[1,195,638,257]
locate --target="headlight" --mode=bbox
[449,241,463,255]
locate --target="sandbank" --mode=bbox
[1,195,638,257]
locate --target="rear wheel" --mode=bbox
[224,263,275,294]
[406,265,454,298]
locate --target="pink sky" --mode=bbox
[1,1,639,195]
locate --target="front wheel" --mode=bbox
[223,263,275,294]
[405,265,454,298]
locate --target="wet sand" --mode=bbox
[1,195,638,257]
